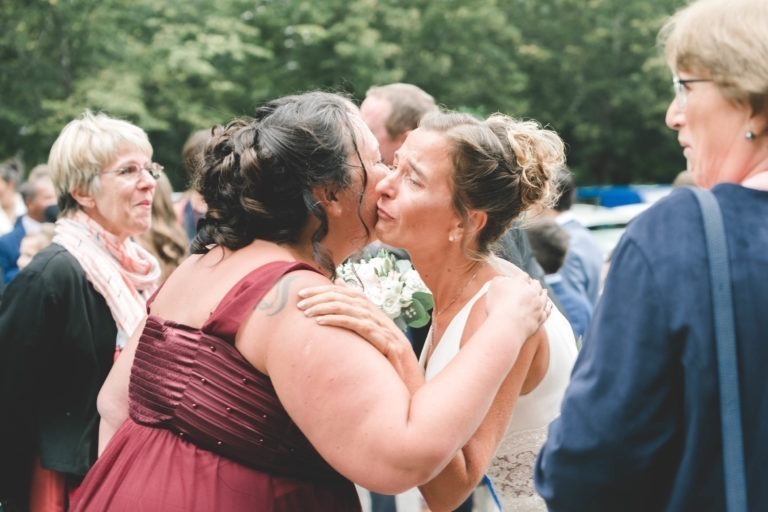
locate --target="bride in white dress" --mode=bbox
[421,280,575,511]
[301,111,576,511]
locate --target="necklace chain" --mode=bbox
[433,267,480,319]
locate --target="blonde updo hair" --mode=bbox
[48,110,153,215]
[659,0,768,116]
[419,111,564,257]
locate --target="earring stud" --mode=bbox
[746,131,756,141]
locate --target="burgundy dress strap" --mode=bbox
[145,281,165,310]
[202,260,322,342]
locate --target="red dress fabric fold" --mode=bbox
[71,261,361,511]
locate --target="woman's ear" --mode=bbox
[448,211,487,243]
[70,187,96,209]
[311,185,341,216]
[467,209,488,235]
[748,110,768,138]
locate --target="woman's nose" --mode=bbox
[375,167,395,197]
[137,173,157,191]
[665,99,684,131]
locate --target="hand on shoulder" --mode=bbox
[486,272,550,339]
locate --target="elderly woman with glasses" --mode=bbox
[534,0,768,510]
[0,111,161,511]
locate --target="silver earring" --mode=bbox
[746,131,756,141]
[448,235,455,242]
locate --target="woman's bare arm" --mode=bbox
[418,326,546,511]
[237,272,548,493]
[96,317,146,454]
[299,266,553,504]
[296,284,425,392]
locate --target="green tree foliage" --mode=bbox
[0,0,688,187]
[505,0,687,183]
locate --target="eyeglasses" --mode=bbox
[100,162,164,181]
[672,77,713,111]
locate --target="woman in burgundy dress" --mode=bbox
[70,92,549,511]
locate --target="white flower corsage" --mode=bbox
[337,249,434,331]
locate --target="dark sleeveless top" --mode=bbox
[70,260,361,511]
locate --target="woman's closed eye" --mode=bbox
[403,167,423,187]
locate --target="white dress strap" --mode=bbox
[419,282,491,381]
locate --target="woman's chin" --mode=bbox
[373,227,397,248]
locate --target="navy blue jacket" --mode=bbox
[0,217,25,284]
[535,185,768,511]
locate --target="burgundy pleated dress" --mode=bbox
[71,261,361,511]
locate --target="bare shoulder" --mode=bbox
[235,268,331,372]
[254,268,329,317]
[490,255,528,278]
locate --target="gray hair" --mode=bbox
[48,111,152,215]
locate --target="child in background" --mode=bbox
[16,223,55,271]
[525,219,591,344]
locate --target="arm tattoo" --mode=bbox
[256,275,298,317]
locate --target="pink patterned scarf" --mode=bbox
[53,210,160,348]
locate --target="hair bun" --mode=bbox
[487,114,564,212]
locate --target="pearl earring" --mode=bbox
[746,131,756,141]
[449,235,455,242]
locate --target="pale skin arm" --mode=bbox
[299,273,550,509]
[417,319,547,511]
[96,316,146,455]
[295,284,426,393]
[236,270,548,494]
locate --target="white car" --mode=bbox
[571,185,673,258]
[571,203,649,258]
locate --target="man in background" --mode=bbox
[554,168,603,307]
[360,83,439,167]
[0,159,25,236]
[0,165,57,285]
[174,129,211,241]
[525,219,592,342]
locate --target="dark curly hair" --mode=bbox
[190,92,369,275]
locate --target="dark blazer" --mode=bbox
[0,243,117,510]
[535,185,768,511]
[0,217,25,284]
